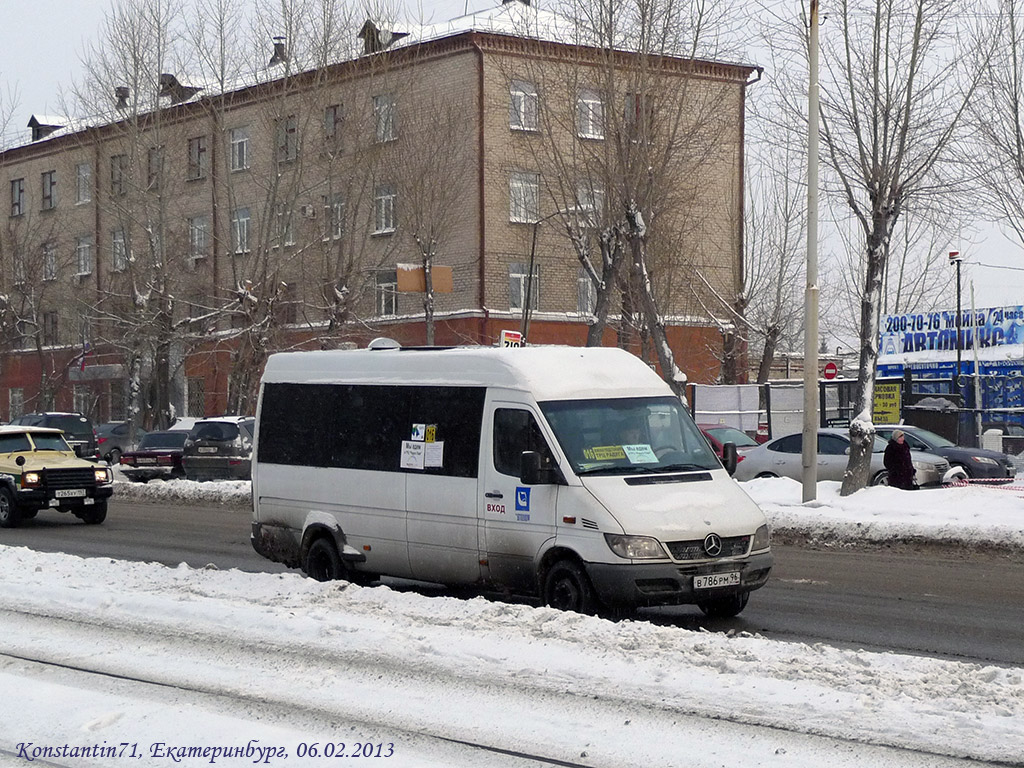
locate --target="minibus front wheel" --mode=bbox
[697,590,750,618]
[543,559,597,614]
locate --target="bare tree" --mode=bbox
[969,0,1024,254]
[502,0,748,392]
[740,143,807,383]
[765,0,990,494]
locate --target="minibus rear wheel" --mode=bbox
[543,559,597,614]
[305,537,343,582]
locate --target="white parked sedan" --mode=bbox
[732,428,951,486]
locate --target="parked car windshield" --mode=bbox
[29,433,73,452]
[705,426,758,447]
[541,396,720,475]
[139,431,188,449]
[905,427,955,448]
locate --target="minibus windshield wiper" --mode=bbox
[656,463,712,473]
[576,466,633,476]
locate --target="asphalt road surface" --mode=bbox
[4,498,1023,666]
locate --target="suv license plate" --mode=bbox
[54,489,87,499]
[694,572,740,590]
[197,447,218,454]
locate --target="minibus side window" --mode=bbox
[493,409,554,477]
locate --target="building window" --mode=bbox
[187,136,208,179]
[9,388,24,420]
[322,194,344,240]
[375,269,398,316]
[73,384,91,416]
[277,115,298,163]
[509,261,539,311]
[76,163,92,203]
[624,92,652,139]
[575,180,605,228]
[42,241,57,281]
[324,104,342,147]
[41,170,57,210]
[577,88,605,139]
[373,184,396,234]
[231,207,251,254]
[147,146,163,191]
[273,204,294,247]
[112,229,128,271]
[186,376,205,417]
[188,215,210,262]
[110,154,128,196]
[42,311,59,346]
[510,80,539,131]
[10,178,25,216]
[373,94,396,143]
[577,268,596,315]
[229,127,250,172]
[13,253,26,286]
[509,171,539,223]
[76,235,94,276]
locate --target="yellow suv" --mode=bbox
[0,426,113,527]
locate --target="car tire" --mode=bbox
[0,487,22,529]
[76,501,107,525]
[542,559,597,614]
[304,537,343,582]
[754,472,778,479]
[698,590,750,618]
[871,470,890,486]
[108,448,122,466]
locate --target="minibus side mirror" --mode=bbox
[520,450,560,485]
[722,442,738,476]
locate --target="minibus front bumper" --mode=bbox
[585,550,774,608]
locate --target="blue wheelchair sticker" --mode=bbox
[515,487,531,512]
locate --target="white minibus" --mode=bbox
[251,343,772,616]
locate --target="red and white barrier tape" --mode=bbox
[944,477,1024,491]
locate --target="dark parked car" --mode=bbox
[97,420,146,464]
[10,412,99,460]
[875,425,1017,482]
[118,430,189,482]
[182,416,254,481]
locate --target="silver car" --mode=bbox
[732,427,951,486]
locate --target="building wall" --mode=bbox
[0,25,750,423]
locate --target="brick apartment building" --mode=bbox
[0,0,755,425]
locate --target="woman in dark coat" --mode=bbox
[883,429,916,490]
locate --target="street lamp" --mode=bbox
[949,250,962,392]
[520,208,569,341]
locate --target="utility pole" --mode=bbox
[802,0,820,503]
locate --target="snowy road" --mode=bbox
[0,546,1021,768]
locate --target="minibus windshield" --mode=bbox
[541,396,721,476]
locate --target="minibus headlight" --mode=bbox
[604,534,667,560]
[751,524,771,552]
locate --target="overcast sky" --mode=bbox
[1,0,1021,310]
